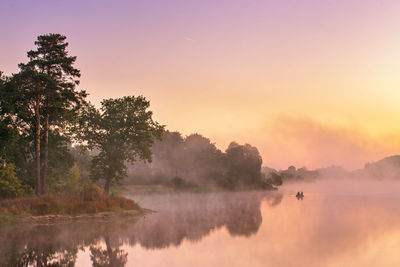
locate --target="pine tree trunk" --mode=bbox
[42,112,49,195]
[35,91,41,196]
[42,61,49,195]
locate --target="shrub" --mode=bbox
[82,184,105,201]
[107,196,140,211]
[0,192,141,216]
[170,176,197,190]
[64,164,82,195]
[0,164,32,199]
[270,173,283,186]
[217,176,236,190]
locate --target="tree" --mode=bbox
[1,34,86,195]
[0,72,19,163]
[1,68,47,195]
[79,96,164,195]
[20,33,86,194]
[225,142,263,187]
[180,134,225,183]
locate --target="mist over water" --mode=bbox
[2,178,400,266]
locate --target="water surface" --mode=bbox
[2,179,400,266]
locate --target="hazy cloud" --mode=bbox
[256,115,400,170]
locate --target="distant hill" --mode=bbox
[363,155,400,179]
[369,155,400,166]
[262,155,400,182]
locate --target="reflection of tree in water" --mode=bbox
[129,191,283,247]
[225,196,263,237]
[266,193,283,207]
[3,224,79,267]
[0,222,128,267]
[16,247,77,267]
[90,235,127,267]
[0,192,282,265]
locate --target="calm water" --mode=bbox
[2,179,400,266]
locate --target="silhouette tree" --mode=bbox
[1,34,86,195]
[19,33,86,194]
[225,142,263,187]
[78,96,164,195]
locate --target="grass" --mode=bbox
[0,190,141,226]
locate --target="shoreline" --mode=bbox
[14,208,153,224]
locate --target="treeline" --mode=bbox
[0,33,277,200]
[0,34,162,198]
[125,131,274,190]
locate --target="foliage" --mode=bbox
[269,172,283,186]
[0,164,32,199]
[0,119,19,163]
[0,33,275,203]
[1,34,87,195]
[126,134,265,190]
[63,164,81,194]
[224,142,263,187]
[43,133,75,191]
[169,176,196,190]
[78,96,164,194]
[127,131,226,185]
[21,33,86,129]
[70,145,92,182]
[83,184,105,201]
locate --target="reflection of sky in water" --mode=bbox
[116,188,400,267]
[3,180,400,266]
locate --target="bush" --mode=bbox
[217,176,236,190]
[64,164,82,195]
[169,176,197,190]
[0,164,32,199]
[107,196,140,210]
[83,184,105,201]
[270,173,283,186]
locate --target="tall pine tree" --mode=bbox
[21,34,86,194]
[4,34,87,195]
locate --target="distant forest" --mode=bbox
[122,131,276,189]
[0,34,280,200]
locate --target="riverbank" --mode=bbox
[16,209,149,224]
[0,192,143,226]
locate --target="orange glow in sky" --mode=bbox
[1,0,400,170]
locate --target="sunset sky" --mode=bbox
[1,0,400,170]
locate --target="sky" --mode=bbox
[1,0,400,170]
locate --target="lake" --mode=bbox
[2,179,400,266]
